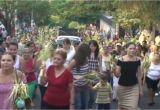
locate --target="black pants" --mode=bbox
[43,101,69,109]
[97,103,110,110]
[39,85,47,109]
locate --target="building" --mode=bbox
[99,15,117,39]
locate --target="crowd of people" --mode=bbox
[0,32,160,110]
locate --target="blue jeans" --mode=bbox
[75,85,90,109]
[88,88,96,109]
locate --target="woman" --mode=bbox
[145,54,160,106]
[68,43,91,109]
[0,53,25,109]
[40,48,74,109]
[20,47,36,99]
[88,40,100,71]
[115,42,143,110]
[88,40,100,109]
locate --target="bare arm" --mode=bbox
[137,66,143,95]
[39,63,48,85]
[141,64,146,86]
[67,59,76,71]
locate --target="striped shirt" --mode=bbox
[72,63,90,86]
[93,82,112,104]
[88,57,99,71]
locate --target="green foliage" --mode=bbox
[36,26,55,61]
[50,15,61,24]
[1,0,160,34]
[49,0,108,27]
[84,70,98,80]
[68,21,85,30]
[17,0,51,26]
[113,1,160,30]
[141,55,151,75]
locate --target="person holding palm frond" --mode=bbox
[0,53,27,109]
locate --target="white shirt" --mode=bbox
[14,55,21,70]
[147,63,160,80]
[64,46,75,67]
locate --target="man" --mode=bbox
[141,40,148,56]
[63,38,75,67]
[111,43,122,58]
[7,42,21,70]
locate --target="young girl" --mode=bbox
[92,73,112,110]
[68,43,91,109]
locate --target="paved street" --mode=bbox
[32,85,160,109]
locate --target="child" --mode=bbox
[92,73,112,110]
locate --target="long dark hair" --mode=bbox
[89,40,99,59]
[74,43,91,69]
[125,42,136,49]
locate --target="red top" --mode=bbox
[43,65,73,106]
[24,58,36,83]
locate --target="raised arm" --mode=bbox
[39,62,47,85]
[67,59,76,71]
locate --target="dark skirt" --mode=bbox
[146,76,159,92]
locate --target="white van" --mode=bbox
[55,36,81,47]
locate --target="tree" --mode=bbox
[49,0,110,27]
[0,0,51,36]
[68,21,85,30]
[0,0,17,36]
[112,1,160,37]
[17,0,51,26]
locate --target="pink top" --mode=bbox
[0,82,13,109]
[0,71,26,109]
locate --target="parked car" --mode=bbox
[55,35,81,47]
